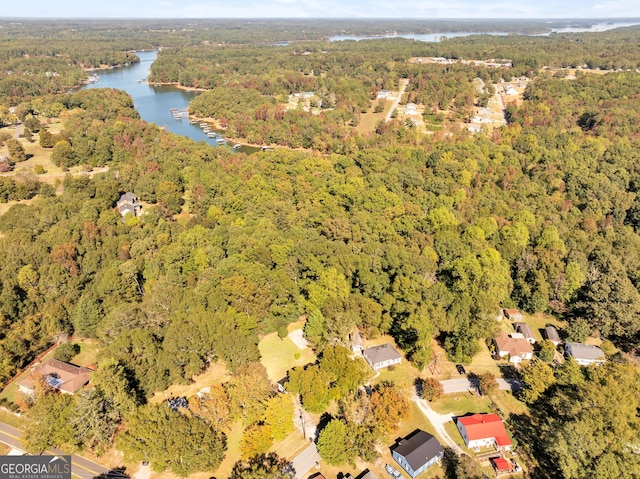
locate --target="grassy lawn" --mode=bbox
[212,422,243,479]
[148,360,230,405]
[271,429,309,461]
[258,332,317,383]
[490,390,529,418]
[431,393,492,416]
[69,340,100,368]
[0,409,22,428]
[520,312,567,343]
[375,359,419,392]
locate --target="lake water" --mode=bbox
[80,50,257,154]
[329,21,640,42]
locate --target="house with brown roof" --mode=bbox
[514,322,536,344]
[18,359,92,395]
[494,332,533,364]
[363,343,402,370]
[456,413,512,451]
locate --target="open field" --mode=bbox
[258,332,317,383]
[148,361,230,405]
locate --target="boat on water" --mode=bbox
[199,123,208,128]
[207,132,218,138]
[216,138,227,145]
[232,144,242,150]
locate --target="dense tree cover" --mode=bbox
[116,403,226,476]
[21,360,139,455]
[228,453,295,479]
[518,362,640,479]
[4,20,640,479]
[317,382,410,465]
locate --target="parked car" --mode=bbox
[385,464,402,479]
[456,364,466,375]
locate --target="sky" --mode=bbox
[2,0,640,19]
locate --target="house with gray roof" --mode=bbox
[514,322,536,344]
[565,342,605,366]
[363,343,401,370]
[544,326,562,346]
[391,429,443,478]
[117,192,142,218]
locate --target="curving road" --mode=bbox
[0,422,113,479]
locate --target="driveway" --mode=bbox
[291,443,320,479]
[413,396,463,455]
[385,79,409,122]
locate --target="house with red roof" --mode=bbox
[491,457,514,474]
[455,413,512,451]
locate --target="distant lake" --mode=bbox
[80,50,257,154]
[329,21,640,42]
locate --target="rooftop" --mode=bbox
[18,358,93,394]
[364,343,402,364]
[392,429,443,471]
[457,413,512,447]
[494,332,533,357]
[565,342,605,361]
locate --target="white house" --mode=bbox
[565,342,605,366]
[363,343,401,370]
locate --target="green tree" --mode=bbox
[264,394,294,442]
[22,391,74,453]
[117,404,226,476]
[228,453,295,479]
[419,377,444,401]
[538,339,557,362]
[317,418,355,466]
[53,342,80,362]
[240,424,273,459]
[6,139,26,162]
[518,360,555,404]
[477,372,498,396]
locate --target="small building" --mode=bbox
[503,309,523,321]
[514,322,536,344]
[456,413,512,451]
[363,343,402,370]
[117,192,142,218]
[18,359,92,395]
[565,342,605,366]
[491,457,514,474]
[376,89,389,99]
[494,332,533,364]
[350,331,364,353]
[544,326,562,346]
[358,471,380,479]
[391,429,444,478]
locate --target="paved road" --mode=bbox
[291,443,320,479]
[0,422,113,479]
[440,377,522,394]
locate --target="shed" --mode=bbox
[514,322,536,344]
[544,326,562,346]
